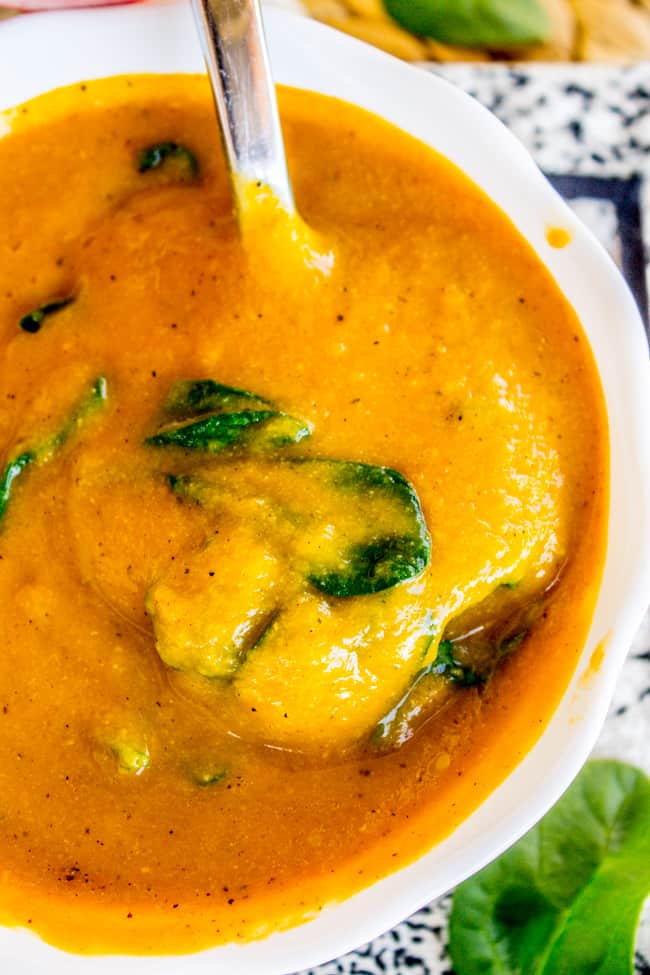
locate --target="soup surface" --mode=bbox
[0,76,607,954]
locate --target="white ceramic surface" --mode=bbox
[0,4,649,973]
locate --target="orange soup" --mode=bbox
[0,76,607,954]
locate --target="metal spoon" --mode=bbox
[190,0,295,217]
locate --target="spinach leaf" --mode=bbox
[163,457,430,598]
[146,410,311,452]
[110,739,150,775]
[147,379,311,453]
[0,451,35,521]
[371,639,477,751]
[449,760,650,975]
[164,379,271,420]
[190,766,227,788]
[48,375,108,453]
[19,296,74,334]
[372,585,546,750]
[302,460,430,597]
[0,376,107,525]
[309,533,428,597]
[432,639,481,686]
[384,0,550,48]
[137,142,198,179]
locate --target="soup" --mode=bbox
[0,76,607,954]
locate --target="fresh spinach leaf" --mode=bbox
[449,760,650,975]
[384,0,550,48]
[19,296,74,334]
[0,376,107,526]
[137,142,198,179]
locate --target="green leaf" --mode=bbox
[146,410,311,452]
[164,379,272,420]
[163,456,430,598]
[449,760,650,975]
[0,376,108,526]
[189,766,227,788]
[110,740,150,775]
[47,375,108,454]
[303,460,431,597]
[0,451,35,521]
[19,296,74,334]
[371,636,480,751]
[371,583,548,752]
[384,0,550,48]
[309,533,429,597]
[146,379,312,453]
[137,142,198,179]
[432,639,481,686]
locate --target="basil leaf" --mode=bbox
[384,0,550,48]
[449,760,650,975]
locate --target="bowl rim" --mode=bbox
[1,3,649,973]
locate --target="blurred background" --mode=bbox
[286,0,650,63]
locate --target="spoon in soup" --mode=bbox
[190,0,334,272]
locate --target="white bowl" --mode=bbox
[1,4,649,973]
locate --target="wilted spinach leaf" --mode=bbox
[303,460,430,597]
[163,380,271,420]
[0,376,108,526]
[137,142,198,179]
[146,379,311,453]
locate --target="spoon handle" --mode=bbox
[190,0,295,216]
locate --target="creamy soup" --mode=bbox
[0,76,607,954]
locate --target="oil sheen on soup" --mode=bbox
[0,76,607,954]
